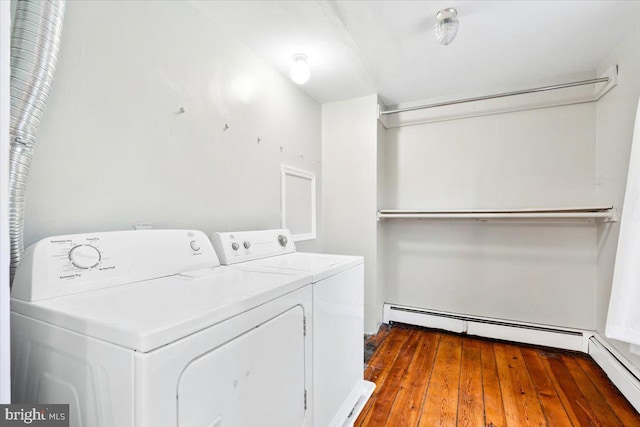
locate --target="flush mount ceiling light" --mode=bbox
[435,8,459,45]
[290,54,310,85]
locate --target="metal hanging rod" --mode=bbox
[377,206,616,221]
[379,206,613,214]
[380,77,610,116]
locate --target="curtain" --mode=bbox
[606,97,640,351]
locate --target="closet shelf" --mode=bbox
[377,206,616,222]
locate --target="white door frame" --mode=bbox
[1,0,12,403]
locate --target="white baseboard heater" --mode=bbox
[383,303,640,413]
[588,335,640,413]
[383,304,588,351]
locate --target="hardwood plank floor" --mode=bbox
[356,324,640,427]
[418,334,463,426]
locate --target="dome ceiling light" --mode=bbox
[290,54,310,84]
[435,8,459,45]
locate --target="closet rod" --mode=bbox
[377,206,616,221]
[380,77,610,116]
[378,212,613,220]
[379,206,613,214]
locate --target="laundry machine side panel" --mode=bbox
[313,264,365,427]
[10,313,135,427]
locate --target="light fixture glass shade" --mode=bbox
[290,54,310,84]
[435,8,459,45]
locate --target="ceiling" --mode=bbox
[192,1,640,106]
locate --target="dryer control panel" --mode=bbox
[12,230,219,301]
[211,229,296,265]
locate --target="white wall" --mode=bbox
[322,94,380,333]
[1,0,11,404]
[381,103,598,329]
[595,22,640,367]
[22,0,322,252]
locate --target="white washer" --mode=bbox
[211,229,375,427]
[11,230,313,427]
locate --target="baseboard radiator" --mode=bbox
[588,335,640,413]
[383,304,588,351]
[383,303,640,413]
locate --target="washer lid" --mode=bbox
[238,252,363,282]
[11,266,311,352]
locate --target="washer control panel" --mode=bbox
[12,229,219,301]
[211,229,296,265]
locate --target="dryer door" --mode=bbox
[178,305,307,427]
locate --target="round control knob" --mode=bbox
[232,242,240,251]
[190,240,200,251]
[278,235,288,247]
[243,241,251,249]
[68,244,101,269]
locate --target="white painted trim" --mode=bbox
[588,334,640,413]
[383,304,588,352]
[280,165,317,242]
[0,0,11,403]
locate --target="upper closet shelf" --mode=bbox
[378,66,618,128]
[377,206,616,222]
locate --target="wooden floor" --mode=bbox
[356,324,640,427]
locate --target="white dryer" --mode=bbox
[211,229,375,427]
[11,230,313,427]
